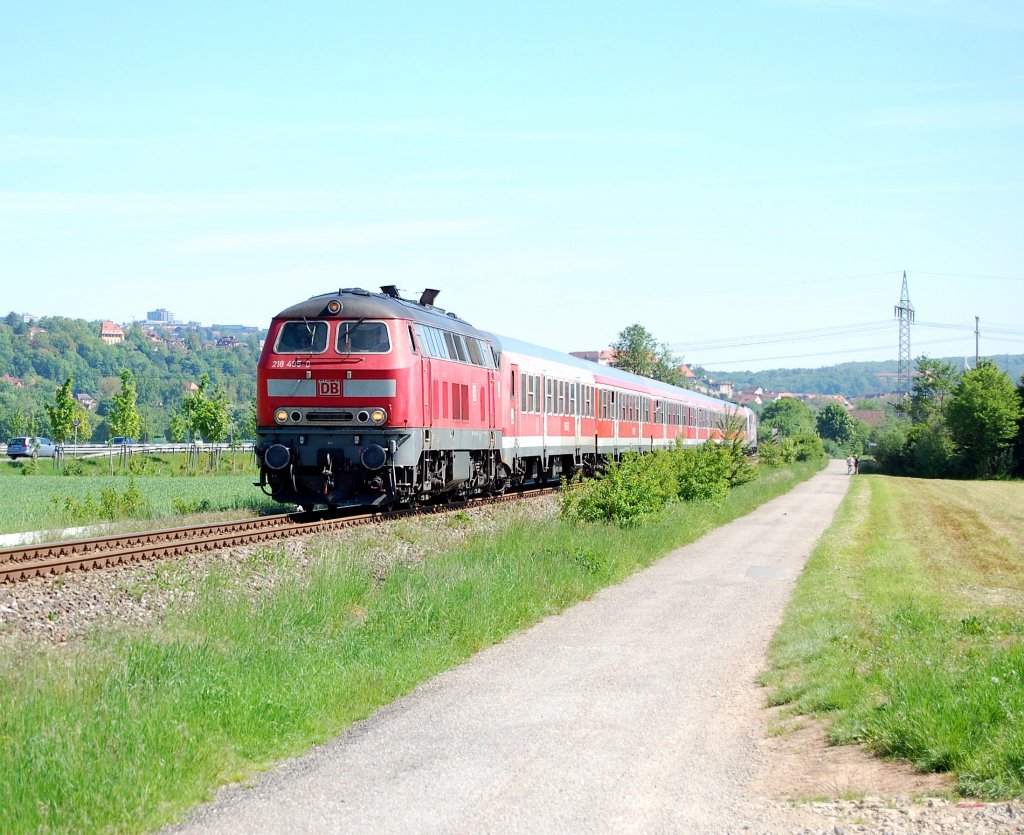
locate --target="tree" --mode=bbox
[898,356,958,425]
[107,369,143,442]
[1013,375,1024,478]
[610,324,683,385]
[759,397,816,438]
[815,402,855,447]
[45,376,77,443]
[945,360,1023,477]
[173,374,231,443]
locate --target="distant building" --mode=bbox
[849,408,886,427]
[74,392,98,411]
[1,374,24,388]
[677,364,697,380]
[99,321,125,344]
[215,335,242,348]
[147,308,175,323]
[569,349,616,366]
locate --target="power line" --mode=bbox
[913,271,1024,283]
[697,335,976,368]
[669,321,892,352]
[671,319,1024,355]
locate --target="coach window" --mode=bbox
[466,338,484,366]
[276,321,328,354]
[520,373,528,412]
[338,321,390,354]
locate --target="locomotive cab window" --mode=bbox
[275,321,329,354]
[338,321,390,354]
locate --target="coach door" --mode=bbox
[421,358,433,427]
[612,390,619,457]
[573,378,582,452]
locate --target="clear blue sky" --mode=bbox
[3,1,1023,371]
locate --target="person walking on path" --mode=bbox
[846,453,854,474]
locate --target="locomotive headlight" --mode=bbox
[370,408,387,425]
[275,409,290,424]
[326,300,342,314]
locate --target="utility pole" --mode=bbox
[975,316,980,368]
[893,271,915,396]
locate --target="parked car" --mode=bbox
[110,437,137,446]
[7,437,59,459]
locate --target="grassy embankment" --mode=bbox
[0,451,277,535]
[763,474,1024,799]
[0,459,821,833]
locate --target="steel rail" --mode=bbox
[0,489,549,584]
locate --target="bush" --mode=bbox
[787,434,825,462]
[758,434,824,468]
[561,441,758,527]
[560,452,674,527]
[673,444,731,504]
[874,421,955,478]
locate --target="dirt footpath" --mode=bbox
[169,460,1024,834]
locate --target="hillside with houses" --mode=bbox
[0,310,264,443]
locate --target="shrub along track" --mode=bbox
[0,489,549,585]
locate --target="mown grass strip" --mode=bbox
[762,474,1024,799]
[0,460,821,833]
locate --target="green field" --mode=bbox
[763,475,1024,798]
[0,452,278,536]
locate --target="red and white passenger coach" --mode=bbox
[255,287,757,509]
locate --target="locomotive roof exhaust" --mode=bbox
[375,286,441,307]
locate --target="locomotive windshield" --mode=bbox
[275,320,329,354]
[338,320,390,354]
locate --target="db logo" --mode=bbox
[317,380,343,396]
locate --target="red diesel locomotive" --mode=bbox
[255,287,756,509]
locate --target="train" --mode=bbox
[254,287,757,510]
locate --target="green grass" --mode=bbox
[0,449,258,479]
[0,459,822,833]
[762,474,1024,799]
[0,474,280,536]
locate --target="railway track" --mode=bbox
[0,490,549,585]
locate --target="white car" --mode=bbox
[7,437,60,459]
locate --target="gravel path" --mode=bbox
[163,460,1023,834]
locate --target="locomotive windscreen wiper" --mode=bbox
[338,318,367,354]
